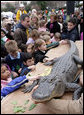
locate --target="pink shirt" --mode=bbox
[38,27,46,32]
[1,77,12,89]
[50,37,56,42]
[81,32,83,40]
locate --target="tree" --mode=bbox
[5,3,15,12]
[25,4,31,12]
[37,1,47,10]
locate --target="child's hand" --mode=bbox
[59,40,68,45]
[28,65,36,71]
[27,76,40,81]
[11,71,18,78]
[18,68,22,73]
[43,58,49,63]
[50,33,54,38]
[31,85,46,104]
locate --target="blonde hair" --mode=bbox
[42,35,50,42]
[31,14,38,20]
[39,20,46,27]
[34,39,45,49]
[5,40,18,53]
[54,32,61,40]
[40,31,50,36]
[30,29,40,39]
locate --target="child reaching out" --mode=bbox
[26,29,39,44]
[51,32,61,43]
[1,40,30,78]
[20,53,36,76]
[33,39,49,64]
[1,63,40,99]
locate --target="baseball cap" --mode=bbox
[19,4,24,7]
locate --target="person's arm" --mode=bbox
[44,94,83,114]
[46,42,59,50]
[35,53,47,63]
[70,33,77,42]
[32,71,83,114]
[1,75,28,97]
[1,74,40,98]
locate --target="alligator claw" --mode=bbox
[22,85,33,93]
[44,61,52,66]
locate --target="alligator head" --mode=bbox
[32,77,66,102]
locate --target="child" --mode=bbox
[1,28,10,45]
[62,18,79,42]
[30,14,39,30]
[1,63,12,89]
[26,29,39,44]
[38,20,46,32]
[51,32,61,42]
[42,35,51,45]
[26,43,34,54]
[67,18,80,41]
[42,34,61,50]
[20,53,36,76]
[33,39,49,64]
[2,40,28,78]
[1,63,40,99]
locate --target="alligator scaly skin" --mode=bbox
[23,40,83,102]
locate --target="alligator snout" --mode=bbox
[32,91,50,101]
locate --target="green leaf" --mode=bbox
[28,103,37,111]
[11,101,17,105]
[13,106,26,113]
[24,99,29,105]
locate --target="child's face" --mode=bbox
[1,31,5,38]
[1,65,11,80]
[68,22,75,31]
[55,36,61,42]
[27,45,33,53]
[38,41,47,51]
[9,51,18,58]
[32,17,37,23]
[25,58,34,67]
[39,14,42,19]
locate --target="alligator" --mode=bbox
[23,40,83,102]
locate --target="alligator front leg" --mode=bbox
[73,55,83,66]
[22,79,39,93]
[65,82,83,100]
[44,57,60,66]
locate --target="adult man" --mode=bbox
[14,14,30,52]
[16,4,27,23]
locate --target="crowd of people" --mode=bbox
[1,4,83,114]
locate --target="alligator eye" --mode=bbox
[48,78,54,83]
[51,79,54,82]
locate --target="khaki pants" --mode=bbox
[43,93,83,114]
